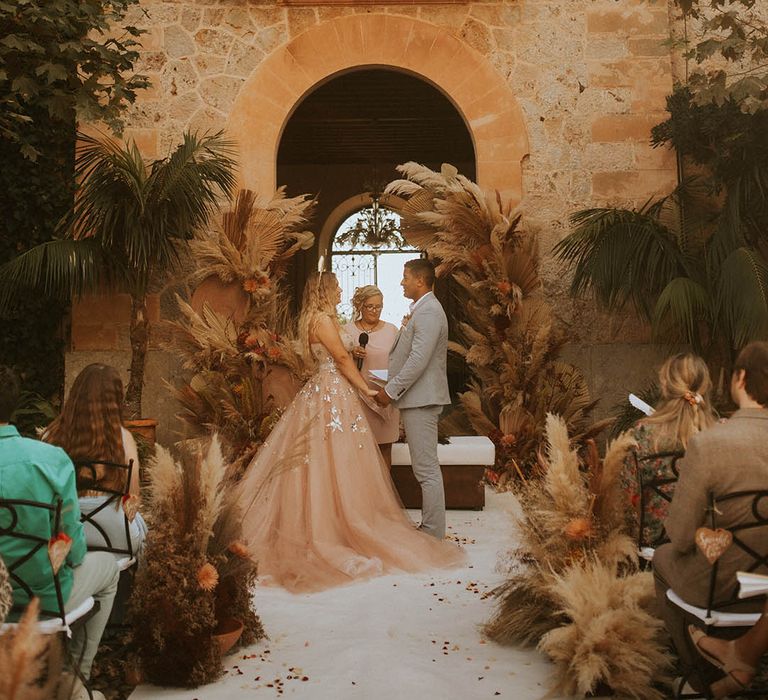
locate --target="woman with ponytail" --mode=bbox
[620,353,716,545]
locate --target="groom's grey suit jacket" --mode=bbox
[385,292,450,409]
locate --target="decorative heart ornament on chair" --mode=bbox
[695,527,733,565]
[48,532,72,574]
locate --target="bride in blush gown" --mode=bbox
[236,271,464,593]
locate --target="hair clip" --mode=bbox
[683,391,703,407]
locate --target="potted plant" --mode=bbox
[0,131,237,428]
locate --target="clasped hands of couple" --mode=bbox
[350,346,389,405]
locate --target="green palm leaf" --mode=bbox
[652,276,712,349]
[554,204,686,318]
[0,238,105,313]
[717,247,768,347]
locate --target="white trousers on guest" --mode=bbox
[400,405,445,539]
[65,552,119,679]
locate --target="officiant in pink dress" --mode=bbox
[344,285,399,467]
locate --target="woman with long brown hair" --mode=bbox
[620,352,716,544]
[236,271,463,593]
[44,363,146,558]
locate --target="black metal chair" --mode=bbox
[0,496,98,634]
[74,459,136,573]
[666,489,768,698]
[635,450,682,566]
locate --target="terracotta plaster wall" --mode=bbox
[70,1,681,424]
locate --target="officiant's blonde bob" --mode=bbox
[298,271,341,367]
[351,285,383,321]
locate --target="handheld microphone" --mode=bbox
[357,332,369,370]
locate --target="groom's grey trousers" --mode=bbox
[400,405,445,539]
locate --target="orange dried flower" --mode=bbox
[496,281,512,296]
[244,333,260,349]
[564,517,593,541]
[197,562,219,591]
[228,541,250,559]
[243,278,259,293]
[499,434,517,447]
[267,347,281,360]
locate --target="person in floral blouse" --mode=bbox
[621,353,716,547]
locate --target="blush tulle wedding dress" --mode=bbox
[236,333,465,593]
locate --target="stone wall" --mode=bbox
[70,0,684,431]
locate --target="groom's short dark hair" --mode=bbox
[404,258,435,288]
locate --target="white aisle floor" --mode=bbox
[130,488,558,700]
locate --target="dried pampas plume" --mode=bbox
[0,598,62,700]
[539,561,671,699]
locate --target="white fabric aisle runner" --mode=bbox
[130,489,559,700]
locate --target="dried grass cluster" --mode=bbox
[164,188,315,471]
[0,599,62,700]
[485,415,670,698]
[129,436,264,687]
[387,164,605,484]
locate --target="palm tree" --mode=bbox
[0,131,237,418]
[553,179,768,373]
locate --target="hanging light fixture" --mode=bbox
[335,178,404,250]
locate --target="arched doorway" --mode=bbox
[277,68,476,309]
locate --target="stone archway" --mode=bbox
[227,13,529,203]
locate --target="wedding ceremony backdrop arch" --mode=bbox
[226,13,530,204]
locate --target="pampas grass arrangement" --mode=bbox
[129,435,264,687]
[386,164,606,484]
[0,598,62,700]
[164,188,315,471]
[485,415,670,698]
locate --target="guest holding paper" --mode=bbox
[344,284,399,467]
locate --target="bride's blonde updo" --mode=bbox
[351,285,383,321]
[643,352,716,449]
[298,271,340,366]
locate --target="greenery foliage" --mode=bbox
[555,85,768,371]
[0,132,237,419]
[0,0,147,160]
[0,0,148,400]
[673,0,768,113]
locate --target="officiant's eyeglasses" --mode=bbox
[363,304,383,311]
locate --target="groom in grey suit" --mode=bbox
[375,259,450,539]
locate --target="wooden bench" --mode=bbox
[390,436,495,510]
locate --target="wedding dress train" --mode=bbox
[236,337,464,593]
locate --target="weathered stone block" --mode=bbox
[287,8,317,37]
[200,75,243,111]
[587,8,669,36]
[195,28,233,55]
[161,59,198,96]
[164,24,195,59]
[591,113,665,142]
[226,39,265,78]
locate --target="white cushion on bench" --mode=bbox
[392,436,495,466]
[666,589,761,627]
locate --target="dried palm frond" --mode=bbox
[389,162,604,481]
[0,599,62,700]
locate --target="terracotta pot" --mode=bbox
[213,617,243,655]
[124,418,158,446]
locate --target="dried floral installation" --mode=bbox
[0,598,62,700]
[484,414,671,698]
[129,436,264,687]
[386,164,605,484]
[164,188,315,472]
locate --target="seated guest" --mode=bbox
[653,341,768,698]
[620,353,715,544]
[689,600,768,699]
[0,366,118,698]
[344,285,400,468]
[44,363,147,560]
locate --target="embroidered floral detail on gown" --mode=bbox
[236,333,465,593]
